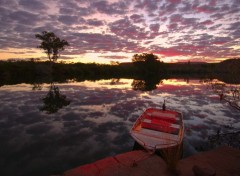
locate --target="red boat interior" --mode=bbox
[141,108,180,134]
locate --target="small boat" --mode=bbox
[130,107,184,152]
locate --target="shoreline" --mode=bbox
[63,146,240,176]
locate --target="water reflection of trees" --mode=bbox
[208,131,240,149]
[32,83,42,90]
[40,83,70,114]
[132,77,162,91]
[205,79,240,110]
[110,78,120,85]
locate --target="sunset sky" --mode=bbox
[0,0,239,64]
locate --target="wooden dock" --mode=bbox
[63,146,240,176]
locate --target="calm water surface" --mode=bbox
[0,78,239,176]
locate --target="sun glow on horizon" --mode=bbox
[161,79,202,86]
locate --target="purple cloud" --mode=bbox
[109,17,148,40]
[86,19,104,26]
[8,10,41,26]
[0,0,239,63]
[200,20,214,26]
[66,32,144,54]
[91,1,128,15]
[134,0,160,12]
[192,4,218,14]
[149,23,160,32]
[18,0,47,11]
[58,15,81,25]
[130,14,145,23]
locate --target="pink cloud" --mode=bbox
[193,5,218,14]
[169,0,181,4]
[209,0,217,6]
[200,20,214,26]
[170,14,182,23]
[0,0,239,63]
[155,48,191,57]
[149,23,160,32]
[134,0,159,12]
[167,23,178,30]
[109,17,149,40]
[130,14,145,23]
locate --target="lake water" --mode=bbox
[0,78,239,176]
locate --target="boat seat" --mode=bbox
[141,119,179,134]
[144,112,177,123]
[133,128,180,147]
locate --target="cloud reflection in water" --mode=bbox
[0,79,239,176]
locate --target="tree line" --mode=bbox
[0,31,239,85]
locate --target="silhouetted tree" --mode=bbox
[132,77,162,91]
[132,53,159,63]
[35,31,69,62]
[132,53,161,75]
[110,61,120,65]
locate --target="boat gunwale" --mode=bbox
[130,108,184,150]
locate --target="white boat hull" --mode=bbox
[130,108,184,151]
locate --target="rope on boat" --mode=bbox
[92,150,154,176]
[113,150,154,168]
